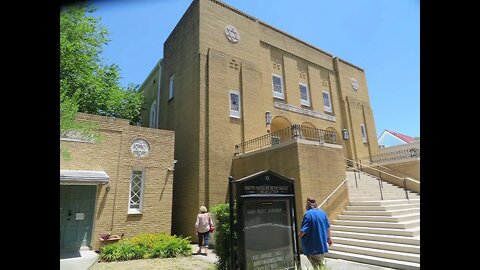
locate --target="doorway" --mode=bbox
[60,185,96,250]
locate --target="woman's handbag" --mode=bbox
[209,214,215,233]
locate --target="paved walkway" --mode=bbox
[60,249,99,270]
[191,245,395,270]
[60,245,394,270]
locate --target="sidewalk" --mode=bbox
[190,244,218,264]
[60,244,394,270]
[60,249,99,270]
[190,245,394,270]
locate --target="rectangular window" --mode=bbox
[128,170,145,214]
[322,90,332,113]
[360,124,368,143]
[272,74,284,99]
[299,83,310,106]
[168,74,175,100]
[229,90,241,118]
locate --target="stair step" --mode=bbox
[350,190,419,194]
[348,192,414,197]
[349,199,420,206]
[337,213,419,223]
[348,185,400,189]
[348,190,414,195]
[349,192,412,201]
[332,237,420,254]
[351,193,420,198]
[327,250,420,270]
[341,170,420,269]
[354,194,415,198]
[331,231,420,245]
[346,203,420,211]
[333,219,419,229]
[329,243,420,263]
[348,184,403,189]
[348,187,415,191]
[350,196,412,201]
[343,208,420,216]
[331,225,420,237]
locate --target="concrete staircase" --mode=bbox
[326,171,420,270]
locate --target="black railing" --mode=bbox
[234,125,338,155]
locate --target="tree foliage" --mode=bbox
[60,3,144,125]
[211,203,237,270]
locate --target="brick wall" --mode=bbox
[232,140,348,230]
[60,113,175,250]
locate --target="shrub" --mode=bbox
[210,203,237,270]
[99,233,191,262]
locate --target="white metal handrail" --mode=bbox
[345,158,420,184]
[358,159,419,182]
[318,177,349,208]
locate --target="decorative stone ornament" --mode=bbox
[351,78,359,91]
[131,139,150,158]
[225,25,240,43]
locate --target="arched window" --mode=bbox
[325,127,339,144]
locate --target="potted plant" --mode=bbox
[99,232,121,242]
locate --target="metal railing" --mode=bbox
[359,159,419,182]
[345,158,420,200]
[358,147,420,164]
[234,125,338,155]
[346,164,385,200]
[318,177,349,209]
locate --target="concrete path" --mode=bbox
[60,249,99,270]
[60,244,395,270]
[190,245,395,270]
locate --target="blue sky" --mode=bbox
[91,0,419,138]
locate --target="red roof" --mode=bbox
[386,130,416,143]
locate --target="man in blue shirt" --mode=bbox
[298,197,333,268]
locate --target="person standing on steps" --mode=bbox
[195,205,214,255]
[298,197,333,268]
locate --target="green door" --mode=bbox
[60,185,96,250]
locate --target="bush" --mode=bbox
[211,203,237,270]
[99,233,191,262]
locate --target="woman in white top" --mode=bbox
[195,205,213,254]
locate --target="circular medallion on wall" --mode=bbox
[351,78,359,91]
[130,138,150,158]
[225,25,240,43]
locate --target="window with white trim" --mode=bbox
[168,74,175,100]
[128,170,145,214]
[360,124,368,143]
[272,74,284,99]
[322,90,332,113]
[299,83,310,106]
[149,101,157,128]
[229,90,241,118]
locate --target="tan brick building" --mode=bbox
[140,0,380,240]
[60,113,175,251]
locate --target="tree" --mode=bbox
[60,3,144,125]
[60,3,144,159]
